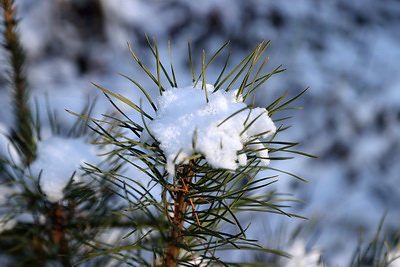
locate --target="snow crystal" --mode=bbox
[28,137,102,203]
[140,84,276,174]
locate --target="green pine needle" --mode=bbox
[2,0,36,165]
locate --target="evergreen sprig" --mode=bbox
[83,37,310,266]
[1,0,36,166]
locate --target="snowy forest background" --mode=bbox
[1,0,400,266]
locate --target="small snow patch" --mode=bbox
[29,137,102,202]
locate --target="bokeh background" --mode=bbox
[1,0,400,265]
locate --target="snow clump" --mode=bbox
[28,137,102,202]
[140,84,276,174]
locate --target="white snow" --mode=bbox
[28,136,102,202]
[140,84,276,174]
[0,214,16,234]
[0,123,20,165]
[389,250,400,267]
[280,239,323,267]
[0,186,17,233]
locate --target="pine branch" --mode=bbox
[2,0,36,165]
[81,38,312,266]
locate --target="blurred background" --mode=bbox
[1,0,400,265]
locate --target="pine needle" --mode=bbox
[2,0,36,165]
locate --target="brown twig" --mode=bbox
[164,161,196,267]
[48,204,71,267]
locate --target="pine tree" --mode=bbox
[1,1,313,266]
